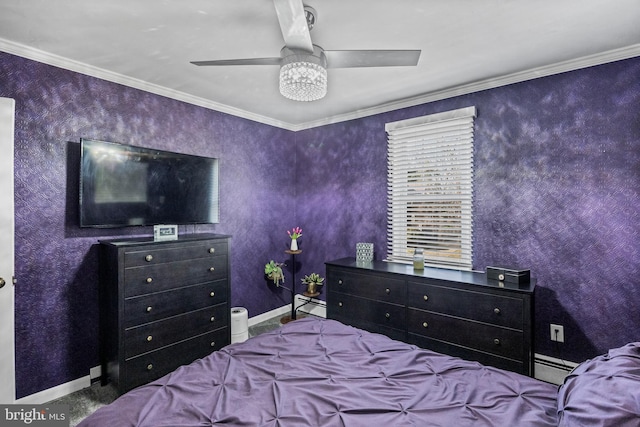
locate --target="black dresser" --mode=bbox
[99,234,231,394]
[326,258,535,376]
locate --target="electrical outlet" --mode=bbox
[550,324,564,343]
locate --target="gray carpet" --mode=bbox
[48,382,119,427]
[47,314,287,426]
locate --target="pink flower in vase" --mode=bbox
[287,227,302,239]
[287,227,302,251]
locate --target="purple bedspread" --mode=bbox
[557,342,640,426]
[79,318,558,426]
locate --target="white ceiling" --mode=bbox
[1,1,639,131]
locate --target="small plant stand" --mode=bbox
[280,249,302,324]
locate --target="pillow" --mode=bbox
[557,342,640,427]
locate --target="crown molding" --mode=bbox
[0,38,295,130]
[2,37,639,133]
[291,43,640,131]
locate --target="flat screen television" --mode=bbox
[80,138,219,228]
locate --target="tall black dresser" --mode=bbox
[326,258,535,376]
[99,234,231,394]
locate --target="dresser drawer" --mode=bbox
[123,328,228,392]
[328,292,405,330]
[407,281,523,330]
[407,333,525,374]
[328,269,405,305]
[407,308,523,361]
[125,256,227,297]
[125,304,228,358]
[124,240,227,268]
[124,280,228,327]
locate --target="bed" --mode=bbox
[79,317,639,426]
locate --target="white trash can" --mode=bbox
[230,307,249,343]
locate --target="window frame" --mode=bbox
[385,106,476,271]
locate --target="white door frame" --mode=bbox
[0,97,16,404]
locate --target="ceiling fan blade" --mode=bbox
[273,0,314,53]
[324,50,421,68]
[191,57,282,66]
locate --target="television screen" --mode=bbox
[80,138,219,228]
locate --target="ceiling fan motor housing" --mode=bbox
[304,5,317,30]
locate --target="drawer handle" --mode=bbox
[146,277,153,284]
[145,255,153,262]
[147,335,153,342]
[494,338,501,346]
[146,306,152,313]
[423,322,428,328]
[210,291,215,297]
[385,313,390,319]
[423,295,429,301]
[210,341,216,347]
[209,247,215,254]
[498,274,505,281]
[385,288,390,294]
[209,267,215,272]
[210,316,216,322]
[338,280,343,285]
[338,302,343,307]
[494,308,501,315]
[147,364,153,371]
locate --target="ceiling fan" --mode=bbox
[190,0,421,101]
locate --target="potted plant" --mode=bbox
[301,272,324,295]
[265,260,285,286]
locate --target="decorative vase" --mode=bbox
[307,283,317,294]
[290,238,298,251]
[356,242,374,263]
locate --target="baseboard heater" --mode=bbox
[294,294,327,318]
[534,353,577,385]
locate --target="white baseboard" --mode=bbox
[89,365,102,381]
[534,353,578,385]
[16,375,91,405]
[247,304,291,326]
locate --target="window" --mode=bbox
[385,106,476,270]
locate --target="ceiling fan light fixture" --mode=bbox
[191,2,421,101]
[279,46,327,102]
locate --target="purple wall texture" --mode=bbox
[1,52,297,398]
[1,50,639,398]
[295,57,640,364]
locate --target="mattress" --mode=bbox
[79,317,559,426]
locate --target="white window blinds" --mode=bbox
[385,106,476,270]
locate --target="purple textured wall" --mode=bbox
[294,118,389,277]
[296,57,640,363]
[1,49,639,398]
[1,52,297,398]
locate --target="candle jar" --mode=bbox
[413,248,424,270]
